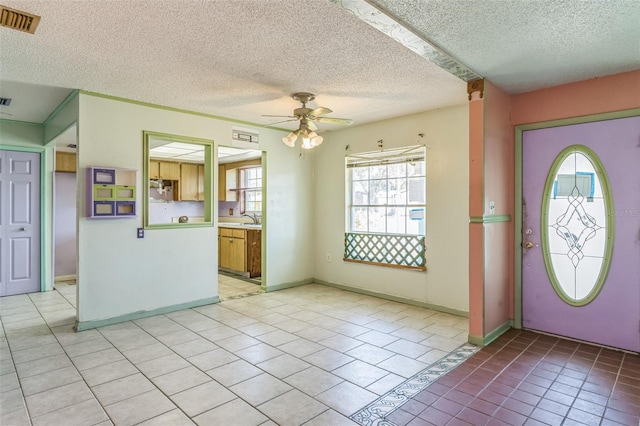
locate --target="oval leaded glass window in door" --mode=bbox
[541,145,614,306]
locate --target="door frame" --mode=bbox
[513,108,640,329]
[0,144,48,293]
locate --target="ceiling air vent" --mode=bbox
[0,5,41,34]
[0,97,11,106]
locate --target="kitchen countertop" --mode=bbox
[218,223,262,229]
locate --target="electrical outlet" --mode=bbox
[326,253,332,262]
[137,228,144,238]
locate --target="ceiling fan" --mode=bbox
[264,92,353,149]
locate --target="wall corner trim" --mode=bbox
[469,214,512,224]
[483,320,514,346]
[76,296,219,331]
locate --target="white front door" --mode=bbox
[0,150,41,296]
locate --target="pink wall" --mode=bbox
[483,81,514,333]
[511,70,640,125]
[468,93,484,338]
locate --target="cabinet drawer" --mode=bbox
[93,201,115,216]
[93,168,116,184]
[116,185,136,200]
[94,185,116,200]
[220,228,233,237]
[116,201,136,216]
[232,229,245,239]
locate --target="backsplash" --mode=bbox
[149,200,204,224]
[219,201,241,217]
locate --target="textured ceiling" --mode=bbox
[0,0,638,131]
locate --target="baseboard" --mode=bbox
[314,278,469,318]
[76,296,220,331]
[265,278,314,292]
[468,320,513,347]
[55,274,76,282]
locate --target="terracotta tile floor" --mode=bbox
[386,329,640,426]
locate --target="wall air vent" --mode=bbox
[0,97,11,106]
[0,5,41,34]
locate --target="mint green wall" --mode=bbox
[44,91,79,144]
[0,120,44,146]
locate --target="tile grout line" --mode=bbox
[26,291,114,426]
[0,307,35,426]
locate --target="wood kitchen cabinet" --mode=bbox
[160,161,181,180]
[179,163,205,201]
[55,152,76,173]
[149,160,181,181]
[180,163,199,201]
[197,164,204,201]
[219,228,246,272]
[218,227,261,278]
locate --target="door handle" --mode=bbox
[19,227,26,231]
[524,241,538,249]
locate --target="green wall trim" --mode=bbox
[469,214,512,224]
[314,279,470,318]
[80,90,288,133]
[76,296,220,331]
[0,118,43,127]
[0,144,45,153]
[265,278,314,292]
[483,320,513,346]
[42,90,79,128]
[513,108,640,330]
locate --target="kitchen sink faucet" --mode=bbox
[243,213,260,224]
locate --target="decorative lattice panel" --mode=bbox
[344,233,426,270]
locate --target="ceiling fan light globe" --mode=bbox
[311,135,324,146]
[301,136,314,149]
[282,132,297,147]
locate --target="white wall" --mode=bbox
[313,104,470,313]
[77,94,314,325]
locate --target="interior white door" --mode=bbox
[0,150,41,296]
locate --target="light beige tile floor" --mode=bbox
[0,281,468,425]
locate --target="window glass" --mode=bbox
[344,146,427,270]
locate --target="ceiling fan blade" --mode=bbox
[263,118,299,126]
[262,114,297,118]
[308,107,332,117]
[307,121,318,131]
[314,117,353,125]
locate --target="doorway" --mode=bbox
[0,149,41,296]
[519,114,640,352]
[217,146,264,300]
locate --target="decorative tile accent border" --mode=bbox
[220,290,263,302]
[350,343,480,426]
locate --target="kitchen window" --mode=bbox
[345,146,426,270]
[238,166,262,214]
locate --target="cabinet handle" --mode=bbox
[229,238,233,243]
